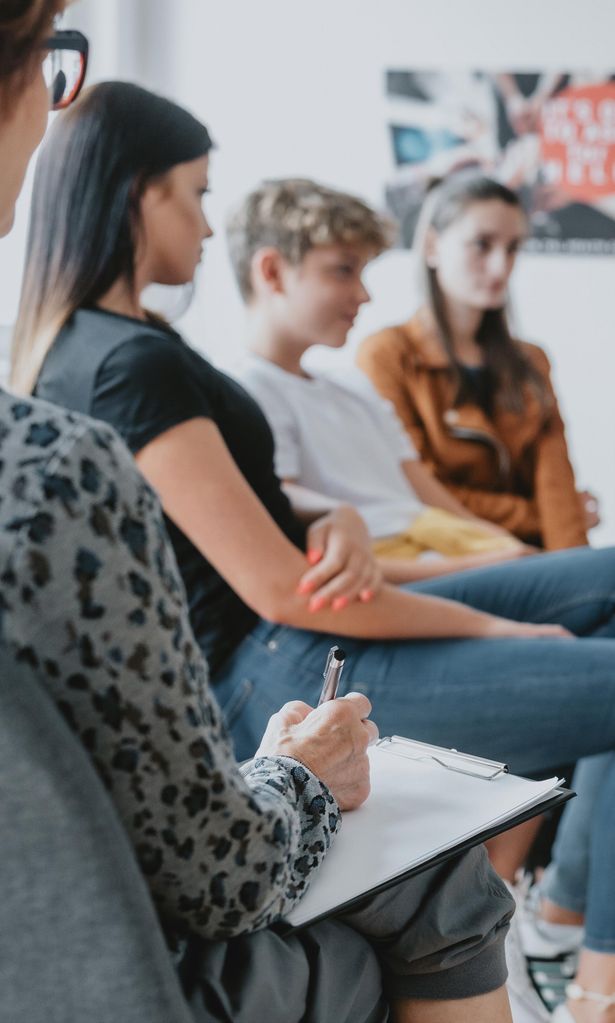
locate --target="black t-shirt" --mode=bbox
[36,307,306,672]
[457,364,494,418]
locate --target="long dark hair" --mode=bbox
[11,80,213,393]
[419,173,547,414]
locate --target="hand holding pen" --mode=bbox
[255,646,378,810]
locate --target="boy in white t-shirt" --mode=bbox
[227,178,528,584]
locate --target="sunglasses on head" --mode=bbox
[42,29,89,111]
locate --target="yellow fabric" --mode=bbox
[372,507,520,560]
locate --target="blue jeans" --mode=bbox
[540,753,615,952]
[212,546,615,949]
[214,547,615,768]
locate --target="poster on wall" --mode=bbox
[385,71,615,254]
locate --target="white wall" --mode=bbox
[1,0,614,541]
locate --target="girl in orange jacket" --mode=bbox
[357,174,598,550]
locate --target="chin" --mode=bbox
[156,271,195,287]
[474,294,506,311]
[327,336,349,350]
[0,206,16,239]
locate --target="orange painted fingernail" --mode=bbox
[332,596,348,611]
[307,549,322,566]
[359,589,373,602]
[309,596,326,613]
[296,579,313,595]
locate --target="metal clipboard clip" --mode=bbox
[377,736,509,781]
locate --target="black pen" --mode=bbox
[318,645,346,705]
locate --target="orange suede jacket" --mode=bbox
[357,309,588,550]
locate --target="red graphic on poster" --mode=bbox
[540,83,615,201]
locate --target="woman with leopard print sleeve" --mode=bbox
[0,10,516,1022]
[0,391,515,1023]
[0,402,351,938]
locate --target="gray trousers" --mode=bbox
[186,845,514,1023]
[0,650,512,1023]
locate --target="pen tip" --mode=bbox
[333,646,346,661]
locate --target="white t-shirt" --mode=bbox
[237,355,424,538]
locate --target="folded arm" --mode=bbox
[402,459,518,538]
[436,482,544,542]
[286,477,524,586]
[135,417,568,640]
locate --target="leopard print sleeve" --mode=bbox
[0,397,341,939]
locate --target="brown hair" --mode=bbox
[226,178,395,302]
[0,0,64,112]
[418,173,547,414]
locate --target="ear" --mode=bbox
[135,175,173,269]
[139,179,167,217]
[250,247,287,295]
[423,226,439,270]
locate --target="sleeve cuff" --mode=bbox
[247,754,341,827]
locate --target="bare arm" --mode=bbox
[402,459,515,537]
[431,481,543,541]
[284,472,526,583]
[135,418,567,640]
[285,476,523,586]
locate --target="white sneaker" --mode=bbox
[506,903,552,1023]
[518,881,583,960]
[509,875,583,960]
[551,1005,575,1022]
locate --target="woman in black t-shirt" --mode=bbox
[32,306,306,674]
[13,87,615,1013]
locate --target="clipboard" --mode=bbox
[284,736,573,931]
[377,735,511,780]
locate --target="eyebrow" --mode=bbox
[472,231,524,242]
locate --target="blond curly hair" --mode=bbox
[226,178,395,301]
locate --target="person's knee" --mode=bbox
[336,846,513,1003]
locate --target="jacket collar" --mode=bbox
[403,308,455,368]
[403,307,545,446]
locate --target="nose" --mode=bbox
[357,279,370,305]
[487,246,510,283]
[202,213,214,241]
